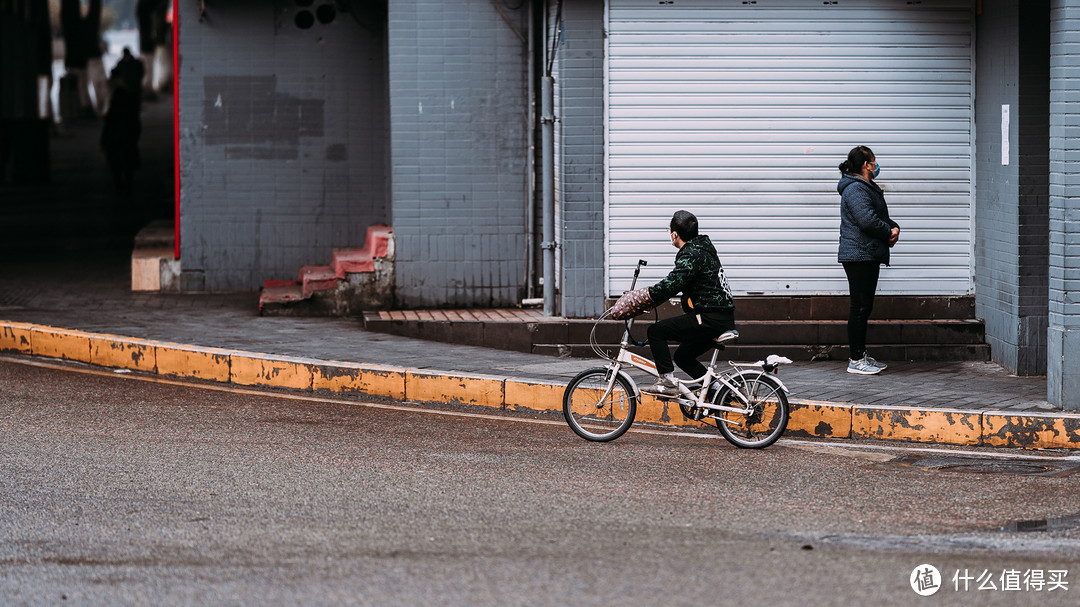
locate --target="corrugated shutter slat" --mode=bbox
[606,0,974,296]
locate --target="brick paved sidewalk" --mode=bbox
[0,254,1056,414]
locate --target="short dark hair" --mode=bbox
[670,210,699,241]
[839,145,874,175]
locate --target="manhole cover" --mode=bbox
[936,460,1058,475]
[1002,513,1080,533]
[881,454,1080,477]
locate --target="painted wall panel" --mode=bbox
[558,0,607,318]
[178,0,388,291]
[974,0,1050,376]
[388,0,529,308]
[1049,0,1080,409]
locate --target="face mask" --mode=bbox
[872,163,881,179]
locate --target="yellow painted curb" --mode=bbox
[230,352,315,391]
[983,411,1080,450]
[789,400,853,439]
[88,334,157,372]
[852,405,982,446]
[0,322,34,354]
[635,393,670,425]
[313,361,407,400]
[406,371,504,409]
[31,327,92,363]
[3,321,1080,450]
[635,393,713,429]
[154,343,233,382]
[504,378,563,414]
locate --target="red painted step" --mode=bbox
[332,224,392,279]
[332,249,375,276]
[300,265,338,298]
[259,224,393,316]
[258,282,304,313]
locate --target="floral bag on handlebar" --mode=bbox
[610,287,654,320]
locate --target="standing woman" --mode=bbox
[837,146,900,375]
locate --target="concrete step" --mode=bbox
[258,281,304,314]
[523,319,986,348]
[131,220,180,292]
[300,265,338,298]
[258,280,345,316]
[362,312,991,362]
[332,224,392,278]
[133,218,175,249]
[634,295,979,321]
[331,249,375,276]
[531,343,992,363]
[584,319,988,346]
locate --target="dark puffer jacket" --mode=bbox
[837,174,900,265]
[648,235,734,314]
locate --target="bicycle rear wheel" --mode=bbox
[712,374,788,449]
[563,368,637,442]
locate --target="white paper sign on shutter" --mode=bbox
[606,0,974,296]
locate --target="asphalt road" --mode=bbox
[1,356,1078,606]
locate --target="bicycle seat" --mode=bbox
[713,330,739,345]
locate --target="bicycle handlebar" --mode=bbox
[623,259,649,338]
[629,259,647,289]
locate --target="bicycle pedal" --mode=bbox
[692,408,703,421]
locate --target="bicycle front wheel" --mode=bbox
[713,374,788,449]
[563,368,637,442]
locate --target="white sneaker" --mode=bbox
[864,355,887,370]
[643,376,678,396]
[847,357,882,375]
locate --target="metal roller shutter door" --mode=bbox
[606,0,974,296]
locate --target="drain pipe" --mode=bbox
[524,5,536,301]
[541,75,556,317]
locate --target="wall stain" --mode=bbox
[203,75,325,160]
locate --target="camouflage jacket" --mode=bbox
[648,235,735,314]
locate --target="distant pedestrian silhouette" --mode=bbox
[100,81,141,196]
[111,47,145,108]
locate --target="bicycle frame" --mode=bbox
[608,338,763,418]
[601,260,789,421]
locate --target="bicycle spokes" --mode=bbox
[563,368,637,442]
[713,376,789,449]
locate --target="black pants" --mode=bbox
[843,261,880,361]
[647,310,736,378]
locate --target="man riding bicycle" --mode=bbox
[642,210,736,397]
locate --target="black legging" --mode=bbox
[843,261,880,361]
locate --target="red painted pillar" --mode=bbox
[172,0,180,260]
